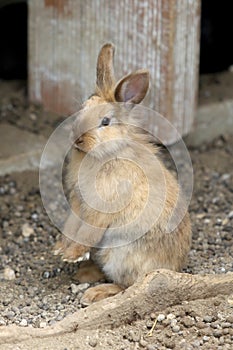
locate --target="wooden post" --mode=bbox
[29,0,200,144]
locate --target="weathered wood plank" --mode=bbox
[28,0,201,143]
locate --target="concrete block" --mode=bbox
[0,123,46,175]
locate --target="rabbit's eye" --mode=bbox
[101,116,111,126]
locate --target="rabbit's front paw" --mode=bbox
[62,242,90,263]
[80,283,123,305]
[53,239,67,256]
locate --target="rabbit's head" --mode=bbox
[72,43,150,158]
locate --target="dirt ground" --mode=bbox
[0,81,233,349]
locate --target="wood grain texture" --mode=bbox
[28,0,201,143]
[1,269,233,345]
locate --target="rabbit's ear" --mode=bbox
[114,70,149,104]
[96,43,115,92]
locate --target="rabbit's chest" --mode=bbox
[77,159,148,207]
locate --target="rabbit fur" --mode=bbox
[54,43,192,303]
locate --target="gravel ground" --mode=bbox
[0,81,233,349]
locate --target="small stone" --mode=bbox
[30,113,37,121]
[3,267,16,280]
[22,223,34,237]
[228,211,233,219]
[0,187,5,195]
[157,314,165,322]
[192,340,201,348]
[226,315,233,323]
[39,321,47,328]
[19,319,28,327]
[172,325,180,333]
[31,213,38,221]
[219,336,225,345]
[70,283,90,294]
[221,173,231,182]
[196,321,206,329]
[146,320,153,329]
[43,271,50,279]
[150,313,156,320]
[70,283,79,294]
[203,315,213,323]
[164,340,175,349]
[167,313,176,320]
[2,220,9,228]
[203,336,210,342]
[221,322,231,328]
[213,330,222,338]
[88,338,97,347]
[222,217,229,226]
[128,330,140,342]
[182,316,195,328]
[0,318,6,326]
[139,337,147,348]
[170,319,177,327]
[227,295,233,306]
[146,345,157,350]
[6,311,15,319]
[56,315,63,322]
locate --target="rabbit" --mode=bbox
[54,43,192,305]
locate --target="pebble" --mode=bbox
[170,319,178,327]
[167,313,176,320]
[192,340,201,348]
[6,311,15,319]
[219,336,225,345]
[39,321,47,328]
[226,315,233,323]
[3,267,16,280]
[172,325,180,333]
[203,336,210,342]
[19,319,28,327]
[22,223,34,237]
[30,113,37,121]
[221,322,231,328]
[70,283,90,294]
[88,338,98,347]
[42,271,50,279]
[163,339,175,349]
[146,345,157,350]
[150,313,157,320]
[31,213,38,221]
[139,337,147,348]
[221,173,231,181]
[213,330,223,338]
[0,318,6,326]
[128,330,140,342]
[203,315,213,323]
[227,295,233,306]
[196,321,206,329]
[182,316,195,328]
[157,314,165,322]
[228,211,233,219]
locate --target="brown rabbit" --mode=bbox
[54,43,192,305]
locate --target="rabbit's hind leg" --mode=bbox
[74,259,105,283]
[80,283,123,305]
